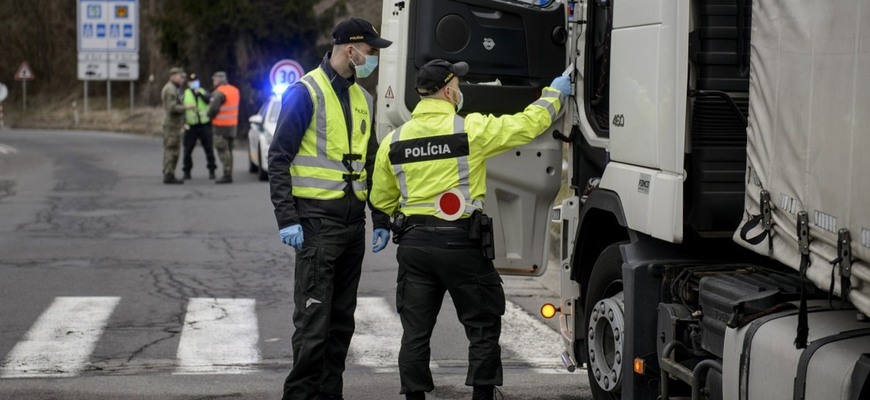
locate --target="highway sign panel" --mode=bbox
[15,62,34,81]
[269,59,305,89]
[78,61,108,80]
[78,0,139,53]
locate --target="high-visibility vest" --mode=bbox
[372,88,562,219]
[212,84,239,127]
[183,89,210,125]
[289,67,373,202]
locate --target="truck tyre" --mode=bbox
[584,243,626,400]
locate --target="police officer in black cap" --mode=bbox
[369,59,571,400]
[268,17,392,400]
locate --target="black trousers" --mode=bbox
[395,229,506,394]
[182,123,216,174]
[283,218,366,400]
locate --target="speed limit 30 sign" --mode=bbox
[270,59,305,89]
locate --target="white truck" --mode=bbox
[377,0,870,399]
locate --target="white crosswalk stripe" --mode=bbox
[348,297,405,369]
[0,143,18,155]
[0,296,120,378]
[1,295,568,378]
[176,298,261,374]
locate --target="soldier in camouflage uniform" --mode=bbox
[162,67,193,184]
[207,71,240,184]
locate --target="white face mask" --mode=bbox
[349,46,378,78]
[449,87,464,112]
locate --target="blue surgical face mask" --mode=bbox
[190,80,200,90]
[350,46,378,78]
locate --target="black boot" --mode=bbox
[215,175,233,184]
[182,171,192,180]
[405,392,425,400]
[208,170,216,180]
[472,385,494,400]
[164,174,184,184]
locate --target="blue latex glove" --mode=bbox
[372,228,390,253]
[279,224,304,250]
[550,75,572,96]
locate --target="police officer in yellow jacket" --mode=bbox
[369,60,571,400]
[181,73,216,180]
[267,18,392,400]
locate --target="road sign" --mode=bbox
[269,59,305,89]
[78,0,139,53]
[15,62,34,81]
[77,0,139,81]
[0,83,8,102]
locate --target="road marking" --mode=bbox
[175,298,261,374]
[0,296,120,378]
[0,143,18,155]
[349,297,412,370]
[500,300,565,367]
[0,296,570,378]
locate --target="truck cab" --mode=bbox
[378,1,870,399]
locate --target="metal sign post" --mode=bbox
[0,83,7,130]
[15,62,35,113]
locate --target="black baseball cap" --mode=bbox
[332,18,393,48]
[415,59,469,95]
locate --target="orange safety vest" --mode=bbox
[212,84,240,127]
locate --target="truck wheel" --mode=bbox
[584,243,626,400]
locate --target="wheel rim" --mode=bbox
[588,291,625,393]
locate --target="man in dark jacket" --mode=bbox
[267,18,392,400]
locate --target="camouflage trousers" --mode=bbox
[213,135,234,176]
[162,125,183,176]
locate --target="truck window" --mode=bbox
[585,0,612,136]
[403,0,567,115]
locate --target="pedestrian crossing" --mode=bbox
[0,295,568,379]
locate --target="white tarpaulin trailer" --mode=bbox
[736,0,870,316]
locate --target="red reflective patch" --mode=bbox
[439,192,461,215]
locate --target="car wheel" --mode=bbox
[584,243,627,400]
[249,149,258,173]
[257,146,268,181]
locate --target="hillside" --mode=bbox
[1,0,383,133]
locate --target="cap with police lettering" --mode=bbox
[332,18,393,49]
[415,59,469,95]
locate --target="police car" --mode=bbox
[246,94,281,181]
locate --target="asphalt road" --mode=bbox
[0,129,592,399]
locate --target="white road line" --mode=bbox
[0,143,18,154]
[500,300,565,366]
[0,296,120,378]
[348,297,408,370]
[175,298,260,374]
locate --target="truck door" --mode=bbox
[377,0,568,276]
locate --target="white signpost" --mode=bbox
[77,0,139,112]
[0,83,7,130]
[14,62,34,113]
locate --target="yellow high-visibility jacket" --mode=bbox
[290,67,373,201]
[371,87,563,218]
